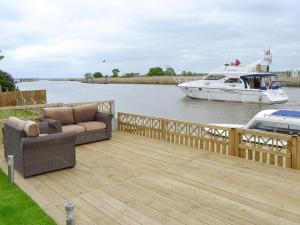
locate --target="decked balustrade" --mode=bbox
[118,112,300,169]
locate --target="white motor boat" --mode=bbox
[178,50,288,103]
[213,109,300,136]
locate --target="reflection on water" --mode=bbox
[18,81,300,125]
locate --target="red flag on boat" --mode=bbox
[235,59,241,66]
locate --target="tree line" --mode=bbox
[84,67,205,79]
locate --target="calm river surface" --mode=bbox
[18,81,300,125]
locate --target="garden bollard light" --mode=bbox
[7,155,14,184]
[65,201,75,225]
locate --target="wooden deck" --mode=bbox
[1,131,300,225]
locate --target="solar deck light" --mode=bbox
[65,201,75,225]
[7,155,14,184]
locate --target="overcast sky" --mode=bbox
[0,0,299,77]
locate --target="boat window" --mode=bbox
[275,123,300,135]
[204,75,226,80]
[249,121,300,135]
[244,77,262,89]
[271,81,281,89]
[224,78,242,83]
[248,121,275,132]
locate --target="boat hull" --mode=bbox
[179,86,288,104]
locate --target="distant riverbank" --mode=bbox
[83,76,204,85]
[28,74,300,86]
[278,75,300,87]
[82,74,300,86]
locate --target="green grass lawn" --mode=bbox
[0,109,40,129]
[0,109,39,120]
[0,170,56,225]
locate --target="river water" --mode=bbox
[18,81,300,125]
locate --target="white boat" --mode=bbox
[213,109,300,135]
[178,50,288,103]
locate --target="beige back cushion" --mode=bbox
[24,120,40,137]
[73,103,98,123]
[42,107,74,125]
[7,117,26,130]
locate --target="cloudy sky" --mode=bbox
[0,0,299,77]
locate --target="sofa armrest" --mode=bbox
[95,112,113,135]
[4,122,26,161]
[39,121,49,134]
[95,112,113,120]
[40,118,62,133]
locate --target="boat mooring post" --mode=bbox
[65,201,75,225]
[7,155,14,184]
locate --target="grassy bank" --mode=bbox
[85,76,204,85]
[0,109,40,144]
[0,109,39,120]
[0,170,56,225]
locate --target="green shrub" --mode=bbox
[147,67,164,76]
[112,69,120,77]
[164,67,176,76]
[0,70,17,92]
[93,72,103,78]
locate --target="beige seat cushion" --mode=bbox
[73,103,98,123]
[78,121,106,132]
[24,120,40,137]
[7,117,26,130]
[62,124,85,134]
[43,107,74,125]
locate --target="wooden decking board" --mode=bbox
[105,181,223,225]
[140,172,299,225]
[102,185,201,225]
[1,131,300,225]
[161,159,300,206]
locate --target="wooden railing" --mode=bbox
[118,112,300,169]
[0,90,46,106]
[0,100,115,144]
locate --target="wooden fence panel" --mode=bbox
[0,90,47,106]
[118,112,300,169]
[118,112,232,156]
[235,129,293,168]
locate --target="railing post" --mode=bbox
[111,100,117,131]
[117,112,121,131]
[228,128,236,156]
[161,119,166,141]
[234,129,241,157]
[291,135,300,169]
[7,155,14,184]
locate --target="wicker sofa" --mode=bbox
[40,103,113,145]
[4,117,76,178]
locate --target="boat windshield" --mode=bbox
[249,120,300,135]
[204,75,226,80]
[240,73,280,90]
